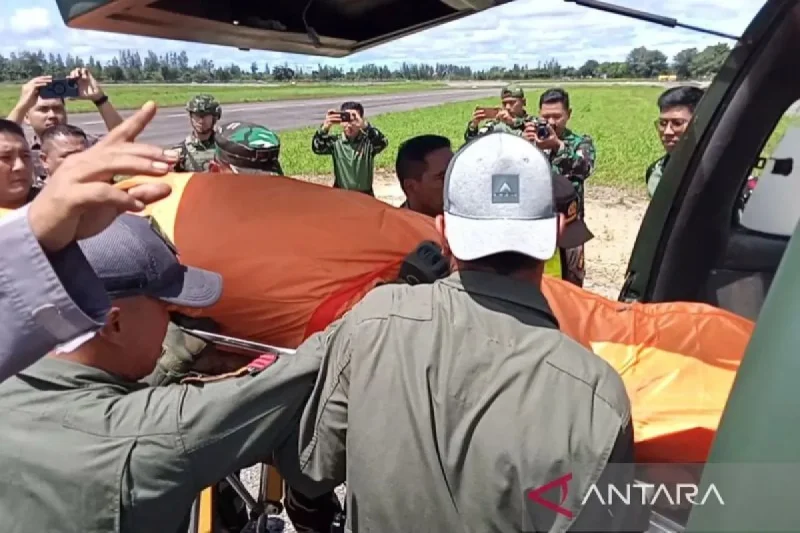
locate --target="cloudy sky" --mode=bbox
[0,0,766,69]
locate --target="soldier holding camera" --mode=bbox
[464,84,533,142]
[311,101,388,195]
[523,88,596,288]
[6,68,123,184]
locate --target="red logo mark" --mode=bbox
[527,472,574,519]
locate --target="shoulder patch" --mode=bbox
[180,352,280,385]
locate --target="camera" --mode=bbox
[339,111,352,122]
[39,79,80,99]
[535,118,550,140]
[524,118,551,140]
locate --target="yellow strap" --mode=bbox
[197,486,215,533]
[114,173,192,244]
[544,251,562,279]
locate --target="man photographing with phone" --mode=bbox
[464,84,534,142]
[6,68,124,184]
[311,101,388,196]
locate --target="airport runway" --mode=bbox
[68,88,499,146]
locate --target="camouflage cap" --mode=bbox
[214,121,283,174]
[186,94,222,118]
[501,84,525,99]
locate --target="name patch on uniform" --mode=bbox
[492,174,520,204]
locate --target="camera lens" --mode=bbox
[53,82,66,96]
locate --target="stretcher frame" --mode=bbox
[181,329,294,533]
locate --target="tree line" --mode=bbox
[0,43,731,83]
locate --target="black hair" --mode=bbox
[341,101,364,118]
[40,124,88,146]
[657,86,705,113]
[396,134,452,185]
[0,119,26,140]
[539,88,570,110]
[465,252,541,276]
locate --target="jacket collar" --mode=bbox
[440,270,559,328]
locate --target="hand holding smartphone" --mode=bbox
[39,79,80,99]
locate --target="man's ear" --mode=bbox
[97,307,122,342]
[39,149,48,170]
[24,114,31,127]
[557,213,566,239]
[435,214,445,235]
[434,214,454,261]
[567,107,572,120]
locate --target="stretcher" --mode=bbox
[106,173,755,466]
[183,330,295,533]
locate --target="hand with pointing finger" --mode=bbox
[27,101,177,253]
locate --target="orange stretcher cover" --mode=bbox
[541,275,754,463]
[5,173,754,463]
[117,172,443,348]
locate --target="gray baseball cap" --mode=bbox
[443,132,557,261]
[77,214,223,307]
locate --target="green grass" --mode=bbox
[281,86,800,187]
[280,86,667,187]
[0,81,446,115]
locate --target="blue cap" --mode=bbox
[78,214,223,308]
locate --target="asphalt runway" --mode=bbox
[67,88,499,146]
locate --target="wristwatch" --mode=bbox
[93,94,109,106]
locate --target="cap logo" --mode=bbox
[492,174,520,204]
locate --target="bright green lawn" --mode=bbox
[280,86,666,187]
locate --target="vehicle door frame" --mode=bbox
[619,0,797,307]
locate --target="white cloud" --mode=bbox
[9,7,51,34]
[0,0,767,68]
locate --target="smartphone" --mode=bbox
[39,79,80,99]
[478,107,502,119]
[339,111,352,122]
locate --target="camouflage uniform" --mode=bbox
[172,95,222,173]
[464,85,533,142]
[645,154,668,198]
[543,129,596,288]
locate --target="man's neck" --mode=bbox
[1,197,27,210]
[50,342,141,381]
[454,260,544,286]
[193,131,213,142]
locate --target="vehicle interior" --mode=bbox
[56,0,800,532]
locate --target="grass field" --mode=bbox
[0,81,445,115]
[279,86,667,187]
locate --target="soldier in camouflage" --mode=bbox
[464,84,533,142]
[210,120,284,175]
[171,94,222,172]
[522,87,596,288]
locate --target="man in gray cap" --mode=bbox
[0,214,322,533]
[275,132,641,532]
